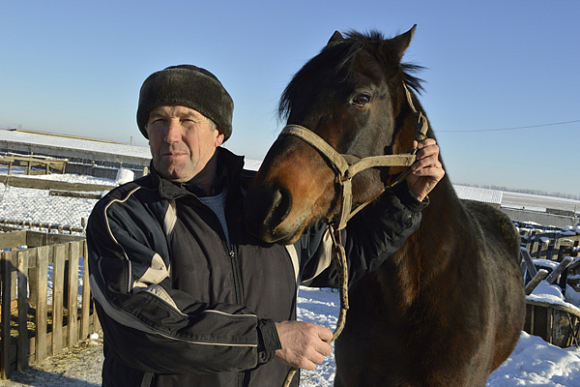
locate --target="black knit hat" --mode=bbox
[137,65,234,141]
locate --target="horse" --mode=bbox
[243,26,526,386]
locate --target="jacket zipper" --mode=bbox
[192,195,242,304]
[225,240,246,387]
[191,189,247,386]
[228,246,243,305]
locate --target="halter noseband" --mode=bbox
[278,82,428,230]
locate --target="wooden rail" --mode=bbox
[525,299,580,348]
[0,175,113,192]
[0,231,99,379]
[0,154,67,175]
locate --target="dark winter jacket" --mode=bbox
[86,147,426,387]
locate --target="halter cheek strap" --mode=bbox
[403,82,428,142]
[278,82,429,230]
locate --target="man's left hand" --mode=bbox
[406,138,445,202]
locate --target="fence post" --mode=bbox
[34,247,49,363]
[16,250,29,371]
[67,243,79,347]
[80,242,90,339]
[52,244,65,355]
[1,251,14,379]
[546,232,557,261]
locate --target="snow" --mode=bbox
[297,288,340,386]
[2,135,580,385]
[115,168,135,185]
[486,332,580,386]
[564,226,580,234]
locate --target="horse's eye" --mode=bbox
[352,94,371,107]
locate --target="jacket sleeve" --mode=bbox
[86,190,280,376]
[299,181,427,287]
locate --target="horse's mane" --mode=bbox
[279,30,424,120]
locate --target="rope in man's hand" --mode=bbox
[283,225,349,387]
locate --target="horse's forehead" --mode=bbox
[352,48,389,84]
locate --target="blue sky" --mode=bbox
[1,0,578,196]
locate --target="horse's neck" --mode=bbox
[412,175,464,251]
[389,177,467,301]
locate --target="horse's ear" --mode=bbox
[389,24,417,60]
[327,31,344,46]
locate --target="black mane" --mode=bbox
[278,30,424,121]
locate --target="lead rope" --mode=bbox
[283,225,349,387]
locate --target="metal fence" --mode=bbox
[0,176,107,235]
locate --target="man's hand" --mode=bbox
[406,138,445,202]
[274,321,333,370]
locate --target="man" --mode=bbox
[87,65,445,387]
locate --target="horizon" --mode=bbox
[1,126,579,202]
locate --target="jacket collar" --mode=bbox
[152,147,246,201]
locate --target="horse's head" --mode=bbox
[244,25,427,244]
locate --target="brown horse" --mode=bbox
[244,26,525,386]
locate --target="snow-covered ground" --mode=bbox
[2,143,580,384]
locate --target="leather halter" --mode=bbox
[278,83,429,230]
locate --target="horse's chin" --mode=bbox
[249,228,301,245]
[273,231,304,246]
[247,212,310,245]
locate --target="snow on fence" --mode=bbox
[518,224,580,349]
[0,230,100,379]
[0,153,68,176]
[518,225,580,261]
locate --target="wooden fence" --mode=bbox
[525,299,580,348]
[0,230,100,379]
[0,154,67,175]
[518,228,580,291]
[519,226,580,348]
[519,229,580,261]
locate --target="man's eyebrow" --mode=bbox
[182,111,204,120]
[148,110,167,119]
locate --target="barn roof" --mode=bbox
[453,185,503,206]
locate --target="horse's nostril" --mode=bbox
[265,185,292,228]
[244,182,293,240]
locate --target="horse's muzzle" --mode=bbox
[244,182,300,244]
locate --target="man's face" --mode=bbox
[146,105,224,182]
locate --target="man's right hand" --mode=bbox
[274,321,333,370]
